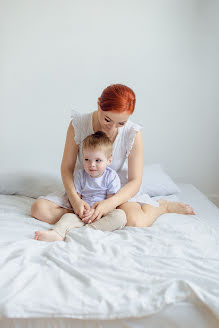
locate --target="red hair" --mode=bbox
[99,84,136,114]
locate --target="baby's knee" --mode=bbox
[111,209,127,228]
[59,213,81,225]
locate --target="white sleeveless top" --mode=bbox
[71,110,159,207]
[72,110,141,184]
[39,111,159,208]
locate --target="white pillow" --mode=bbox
[0,164,180,199]
[141,164,180,196]
[0,170,65,199]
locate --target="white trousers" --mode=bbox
[53,209,127,239]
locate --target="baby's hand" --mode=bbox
[72,199,90,219]
[81,208,95,224]
[87,199,114,223]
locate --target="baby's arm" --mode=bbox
[77,193,95,221]
[74,170,91,218]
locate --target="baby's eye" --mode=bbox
[105,118,111,123]
[96,159,101,163]
[84,158,89,161]
[119,122,125,126]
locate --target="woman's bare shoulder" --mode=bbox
[69,119,75,135]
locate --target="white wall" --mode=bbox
[1,0,219,204]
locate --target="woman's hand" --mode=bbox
[83,198,115,224]
[71,198,90,219]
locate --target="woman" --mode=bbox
[31,84,194,227]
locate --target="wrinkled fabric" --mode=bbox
[0,195,219,320]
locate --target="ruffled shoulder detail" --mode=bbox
[125,120,143,158]
[70,110,82,145]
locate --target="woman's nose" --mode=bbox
[109,122,117,129]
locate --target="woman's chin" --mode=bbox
[104,128,116,138]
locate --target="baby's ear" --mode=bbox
[107,155,112,165]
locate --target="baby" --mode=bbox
[35,131,127,241]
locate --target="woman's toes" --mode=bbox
[184,204,195,214]
[34,231,39,240]
[167,201,195,215]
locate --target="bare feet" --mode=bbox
[34,230,64,242]
[158,199,195,215]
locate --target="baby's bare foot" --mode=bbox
[34,230,64,242]
[158,200,195,215]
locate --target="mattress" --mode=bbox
[0,184,219,328]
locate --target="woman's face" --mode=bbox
[97,99,131,136]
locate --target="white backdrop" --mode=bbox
[0,0,219,205]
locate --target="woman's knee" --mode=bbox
[118,203,156,227]
[117,204,143,227]
[31,199,54,222]
[126,213,144,227]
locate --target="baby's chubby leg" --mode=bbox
[53,213,85,238]
[34,209,127,242]
[89,209,127,231]
[34,213,85,241]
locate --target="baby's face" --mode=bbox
[83,148,111,178]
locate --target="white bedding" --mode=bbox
[0,184,219,327]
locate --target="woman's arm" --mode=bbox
[87,131,143,222]
[108,130,143,207]
[61,121,90,217]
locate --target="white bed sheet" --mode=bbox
[0,184,219,328]
[176,184,219,229]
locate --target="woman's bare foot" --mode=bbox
[158,200,195,215]
[34,230,64,242]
